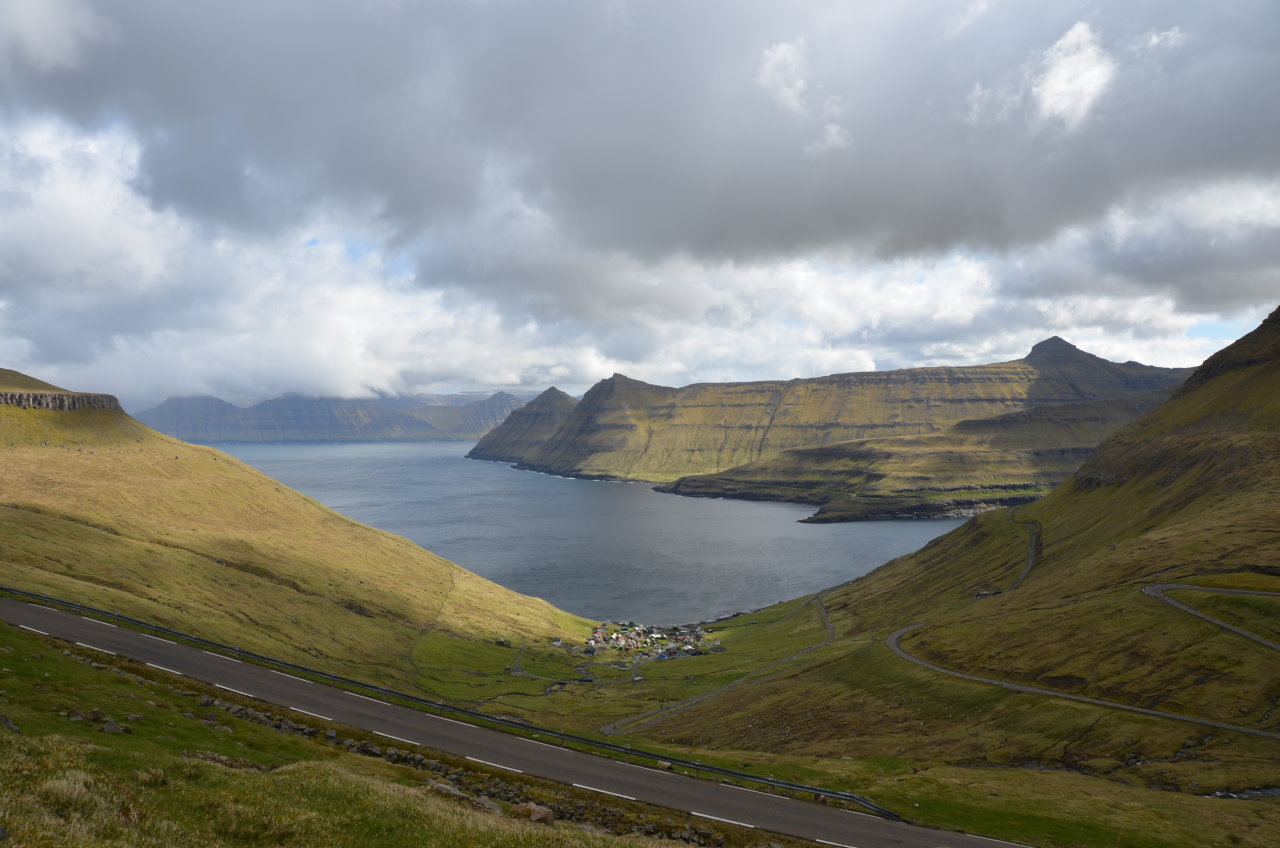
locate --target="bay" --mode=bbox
[218,441,964,625]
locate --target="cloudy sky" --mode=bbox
[1,1,1276,411]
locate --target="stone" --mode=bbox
[511,802,555,826]
[101,719,126,734]
[0,714,19,733]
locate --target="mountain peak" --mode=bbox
[1025,336,1084,361]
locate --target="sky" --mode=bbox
[0,1,1277,411]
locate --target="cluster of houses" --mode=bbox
[575,622,726,662]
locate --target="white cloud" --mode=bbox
[1033,22,1116,129]
[757,38,809,114]
[0,0,108,75]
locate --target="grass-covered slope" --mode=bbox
[0,367,70,392]
[662,393,1170,521]
[1,622,773,848]
[0,381,591,694]
[474,339,1192,483]
[611,308,1280,846]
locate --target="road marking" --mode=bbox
[432,715,471,728]
[146,662,182,675]
[82,617,117,627]
[18,624,47,635]
[216,684,254,698]
[291,707,333,721]
[817,840,861,848]
[141,633,176,645]
[271,670,307,683]
[466,756,523,773]
[520,737,563,751]
[32,604,59,612]
[572,783,635,801]
[202,650,241,663]
[374,731,416,745]
[347,691,385,704]
[692,812,754,829]
[75,642,115,655]
[723,783,775,798]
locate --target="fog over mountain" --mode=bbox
[0,1,1276,409]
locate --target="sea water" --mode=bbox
[218,441,963,625]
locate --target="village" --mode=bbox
[555,622,726,666]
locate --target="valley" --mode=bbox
[2,307,1279,847]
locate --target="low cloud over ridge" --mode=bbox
[0,1,1276,408]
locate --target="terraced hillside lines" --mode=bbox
[471,338,1193,486]
[665,393,1172,521]
[0,382,592,697]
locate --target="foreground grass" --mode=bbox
[0,622,807,848]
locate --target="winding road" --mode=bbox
[887,583,1280,741]
[0,596,1024,848]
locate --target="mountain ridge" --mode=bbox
[469,339,1195,497]
[137,390,533,442]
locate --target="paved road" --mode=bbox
[887,609,1280,742]
[0,598,1022,848]
[1142,583,1280,652]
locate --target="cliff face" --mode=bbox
[468,387,578,462]
[0,391,123,412]
[478,339,1194,482]
[663,391,1173,521]
[136,391,525,443]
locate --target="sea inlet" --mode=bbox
[220,441,963,625]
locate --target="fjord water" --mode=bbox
[219,442,963,625]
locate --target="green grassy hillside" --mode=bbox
[0,367,69,392]
[0,387,591,696]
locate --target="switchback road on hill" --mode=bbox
[887,582,1280,741]
[0,597,1024,848]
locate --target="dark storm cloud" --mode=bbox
[7,1,1278,267]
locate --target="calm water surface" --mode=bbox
[218,442,963,625]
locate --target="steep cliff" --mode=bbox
[478,339,1193,482]
[467,387,578,462]
[136,391,525,442]
[662,391,1172,520]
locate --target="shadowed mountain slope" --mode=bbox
[0,378,589,690]
[468,387,578,463]
[471,339,1193,484]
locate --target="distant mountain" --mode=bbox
[468,339,1195,491]
[136,391,534,442]
[467,387,578,463]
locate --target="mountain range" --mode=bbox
[470,338,1194,519]
[135,390,536,443]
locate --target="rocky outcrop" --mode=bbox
[476,339,1194,483]
[468,387,578,462]
[0,391,123,412]
[135,391,527,442]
